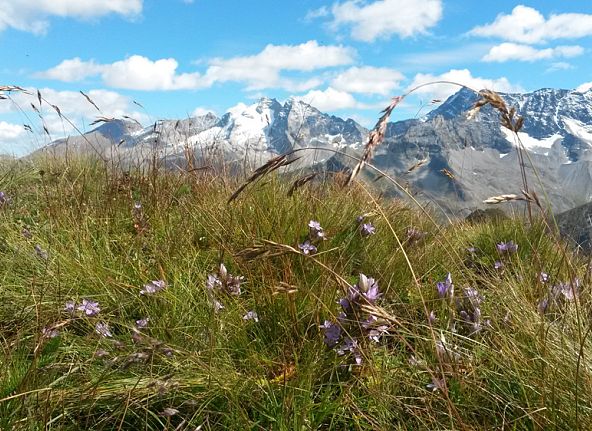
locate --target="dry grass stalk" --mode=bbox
[347,96,403,185]
[483,194,524,204]
[406,158,428,173]
[80,90,101,112]
[287,172,317,197]
[228,153,301,203]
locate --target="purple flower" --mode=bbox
[436,273,453,298]
[135,318,149,329]
[94,349,109,358]
[362,281,381,304]
[539,272,550,283]
[356,215,365,223]
[206,274,221,290]
[22,228,32,239]
[95,322,112,338]
[337,337,362,365]
[467,246,477,254]
[308,220,325,239]
[213,299,224,312]
[496,241,518,254]
[538,298,549,314]
[360,223,376,237]
[133,202,142,210]
[243,310,259,322]
[64,300,76,313]
[78,299,100,316]
[0,191,9,206]
[298,240,317,255]
[427,377,446,392]
[140,279,166,295]
[34,244,48,260]
[428,310,437,324]
[320,320,341,347]
[494,261,503,270]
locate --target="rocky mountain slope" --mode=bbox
[36,87,592,215]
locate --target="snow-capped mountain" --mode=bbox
[37,86,592,215]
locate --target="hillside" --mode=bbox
[0,156,591,429]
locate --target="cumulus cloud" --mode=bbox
[0,0,142,34]
[39,56,205,90]
[470,5,592,44]
[0,121,28,155]
[294,87,365,111]
[191,107,215,117]
[331,66,404,95]
[205,40,354,90]
[482,43,584,62]
[0,87,146,137]
[576,82,592,93]
[328,0,442,42]
[38,41,353,91]
[407,69,523,101]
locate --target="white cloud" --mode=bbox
[407,69,524,101]
[0,0,142,34]
[470,5,592,44]
[576,82,592,93]
[0,87,146,136]
[102,56,205,90]
[39,55,205,90]
[205,40,354,90]
[38,41,353,91]
[191,107,215,117]
[328,0,442,42]
[295,87,363,111]
[546,62,574,73]
[482,43,584,62]
[36,57,104,81]
[304,6,329,21]
[0,121,27,155]
[0,121,26,140]
[331,66,404,95]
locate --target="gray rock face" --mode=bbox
[36,87,592,216]
[556,202,592,253]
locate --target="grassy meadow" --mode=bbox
[0,151,591,430]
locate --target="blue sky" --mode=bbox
[1,0,592,155]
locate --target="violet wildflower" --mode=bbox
[213,299,224,312]
[22,228,32,239]
[337,337,363,365]
[95,322,112,338]
[455,287,484,335]
[206,263,244,297]
[496,241,518,254]
[140,279,166,295]
[298,240,317,255]
[34,244,48,260]
[135,318,149,329]
[64,300,76,313]
[436,273,453,298]
[360,222,376,237]
[356,215,365,223]
[0,191,9,206]
[428,310,437,324]
[78,299,100,316]
[243,310,259,322]
[94,349,109,358]
[539,272,550,283]
[320,320,341,347]
[308,220,325,239]
[494,261,503,270]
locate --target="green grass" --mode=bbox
[1,155,591,430]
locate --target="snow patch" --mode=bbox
[500,127,562,152]
[562,117,592,145]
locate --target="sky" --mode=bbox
[1,0,592,155]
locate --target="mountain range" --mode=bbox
[38,86,592,216]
